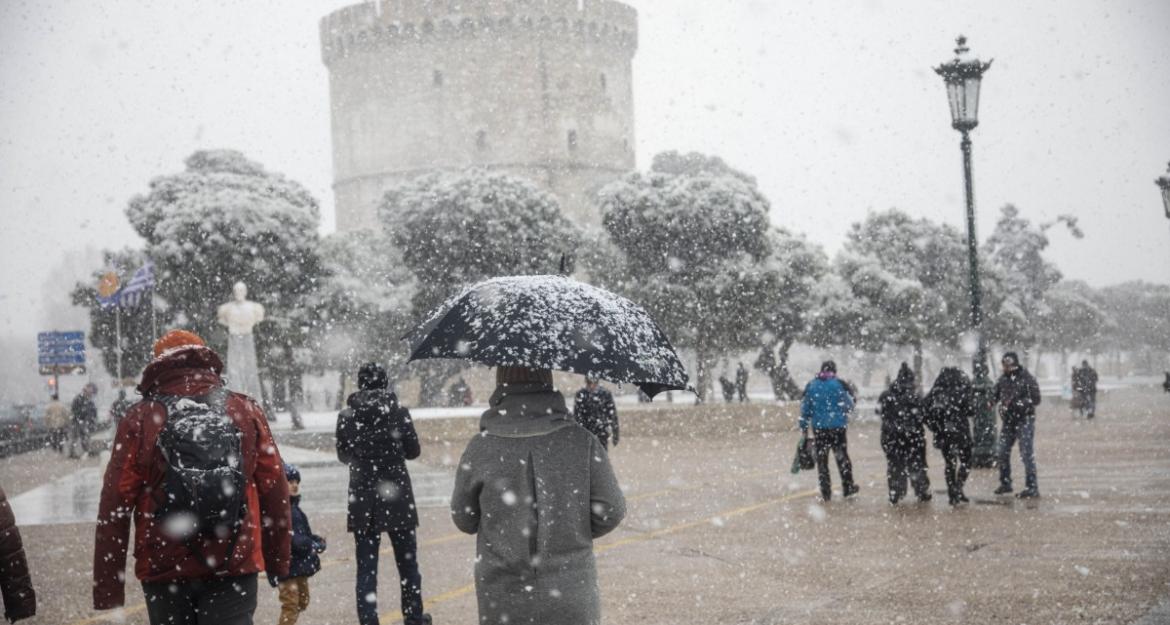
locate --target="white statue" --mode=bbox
[217,281,266,404]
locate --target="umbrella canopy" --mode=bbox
[405,275,690,398]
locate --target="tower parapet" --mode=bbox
[320,0,639,231]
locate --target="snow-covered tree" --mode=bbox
[984,204,1083,357]
[70,248,156,379]
[304,229,416,403]
[753,229,829,399]
[125,150,324,342]
[836,209,971,380]
[599,152,774,401]
[379,169,580,403]
[1034,280,1108,371]
[1096,281,1170,373]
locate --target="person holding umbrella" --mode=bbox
[451,366,626,625]
[406,274,688,625]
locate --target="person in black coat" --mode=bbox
[878,363,930,504]
[924,367,974,506]
[735,362,750,402]
[1071,360,1099,418]
[69,383,98,458]
[573,377,620,449]
[336,363,430,625]
[269,463,326,625]
[994,352,1042,499]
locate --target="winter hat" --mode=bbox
[153,330,205,358]
[283,463,301,483]
[820,360,837,374]
[1001,352,1019,368]
[358,362,388,390]
[496,366,553,386]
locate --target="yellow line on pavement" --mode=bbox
[377,486,819,622]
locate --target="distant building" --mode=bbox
[319,0,639,230]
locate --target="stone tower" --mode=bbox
[320,0,638,231]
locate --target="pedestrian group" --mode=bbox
[0,325,1070,625]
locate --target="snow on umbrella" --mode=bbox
[404,275,690,398]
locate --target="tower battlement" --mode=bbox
[321,0,637,65]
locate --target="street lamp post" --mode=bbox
[935,35,997,467]
[1157,162,1170,227]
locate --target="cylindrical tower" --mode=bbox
[320,0,638,231]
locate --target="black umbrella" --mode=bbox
[404,275,690,398]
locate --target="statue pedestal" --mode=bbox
[225,333,266,407]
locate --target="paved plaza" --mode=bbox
[2,386,1168,625]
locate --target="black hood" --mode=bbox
[358,362,388,390]
[347,388,399,413]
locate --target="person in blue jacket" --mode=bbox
[800,360,859,501]
[269,463,326,625]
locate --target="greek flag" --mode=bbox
[98,261,156,309]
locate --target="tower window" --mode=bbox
[567,130,578,151]
[433,70,444,86]
[476,130,487,151]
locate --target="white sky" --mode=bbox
[2,0,1169,345]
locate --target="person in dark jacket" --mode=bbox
[69,383,98,458]
[878,363,930,504]
[735,362,750,402]
[336,363,430,625]
[1163,372,1170,395]
[800,361,859,501]
[1071,361,1098,419]
[573,377,620,449]
[994,352,1042,498]
[93,329,291,625]
[108,389,133,429]
[451,366,626,625]
[0,485,35,623]
[924,367,974,506]
[269,463,326,625]
[718,375,735,402]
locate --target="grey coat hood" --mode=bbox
[479,382,574,437]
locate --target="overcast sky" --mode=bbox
[2,0,1169,343]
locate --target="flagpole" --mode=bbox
[150,286,158,343]
[115,306,123,383]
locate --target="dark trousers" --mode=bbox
[143,573,257,625]
[354,528,424,625]
[998,416,1038,492]
[885,447,930,502]
[940,440,971,501]
[812,428,855,498]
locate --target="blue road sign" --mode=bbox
[37,331,86,374]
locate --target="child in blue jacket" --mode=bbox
[270,463,326,625]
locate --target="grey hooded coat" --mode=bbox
[450,382,626,625]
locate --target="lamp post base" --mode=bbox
[971,371,998,468]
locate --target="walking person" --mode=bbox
[994,352,1043,499]
[800,361,859,501]
[69,383,98,458]
[573,376,620,449]
[268,463,327,625]
[878,363,930,504]
[451,366,626,625]
[923,367,975,506]
[335,363,431,625]
[42,394,69,453]
[108,389,133,430]
[1072,360,1099,419]
[735,362,750,402]
[0,485,36,622]
[92,329,291,625]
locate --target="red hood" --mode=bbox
[137,345,225,397]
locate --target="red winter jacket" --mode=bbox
[92,346,291,610]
